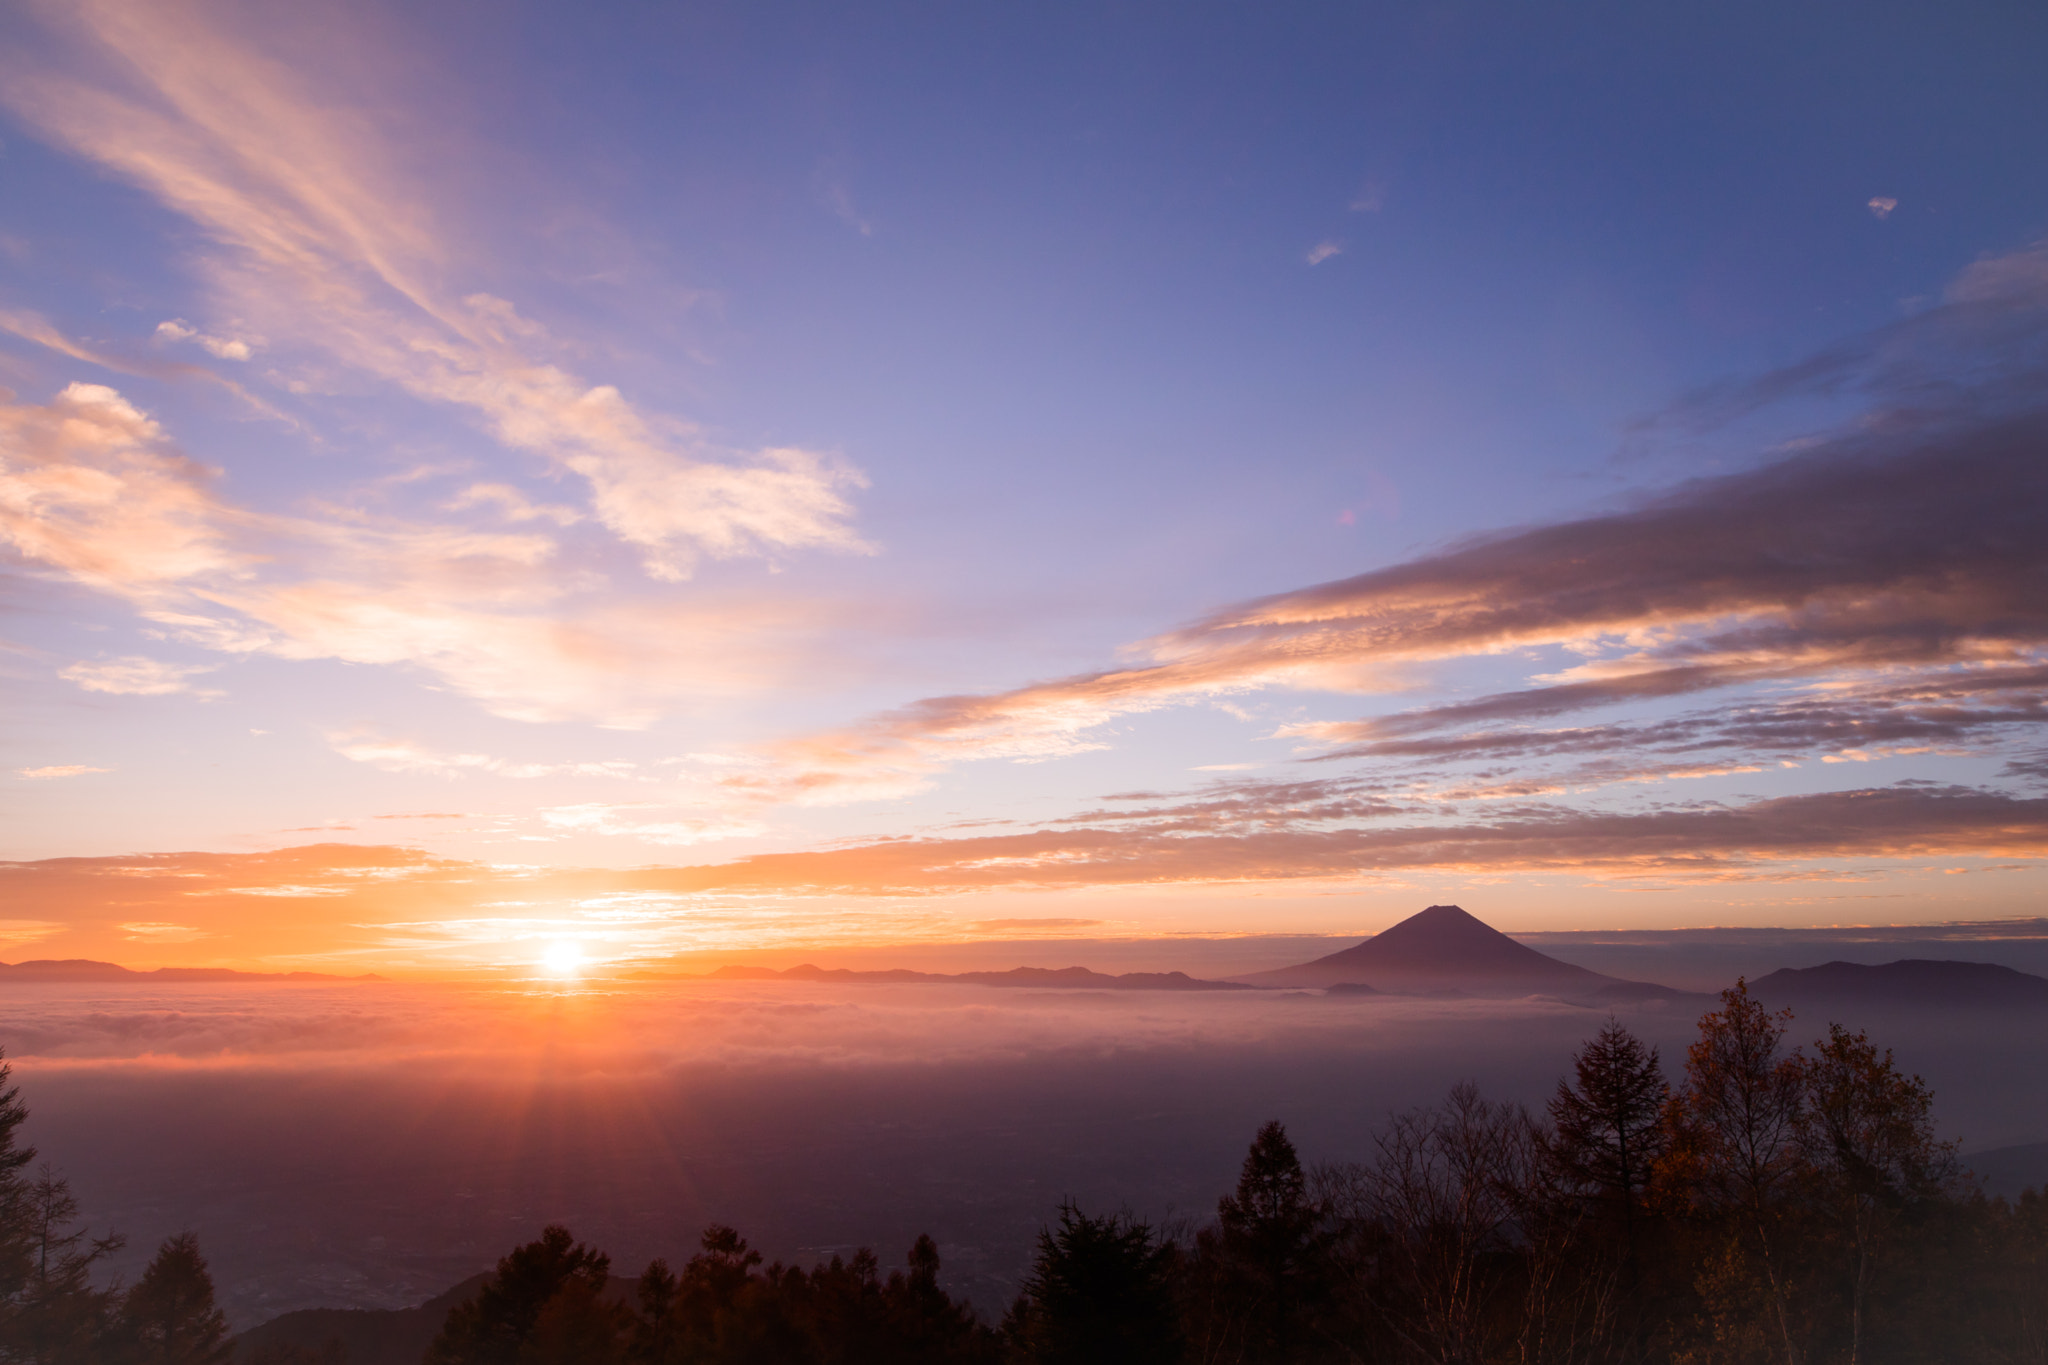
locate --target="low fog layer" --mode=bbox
[2,977,2043,1330]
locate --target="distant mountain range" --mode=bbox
[687,964,1255,991]
[1235,905,1692,1001]
[0,959,382,983]
[1749,959,2048,1010]
[14,917,2048,1011]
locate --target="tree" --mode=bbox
[0,1048,40,1311]
[879,1235,990,1365]
[1326,1083,1544,1365]
[1211,1121,1324,1363]
[426,1225,614,1365]
[120,1233,230,1365]
[1008,1202,1180,1365]
[7,1164,123,1364]
[1664,981,1811,1365]
[1801,1023,1957,1365]
[1548,1019,1668,1265]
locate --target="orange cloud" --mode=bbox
[5,784,2045,969]
[0,382,840,723]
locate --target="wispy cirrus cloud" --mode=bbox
[0,382,831,723]
[326,733,638,780]
[0,0,871,583]
[0,0,872,728]
[16,765,110,780]
[539,802,767,846]
[61,655,218,696]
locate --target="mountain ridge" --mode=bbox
[0,959,383,983]
[1236,905,1686,999]
[1750,958,2048,1009]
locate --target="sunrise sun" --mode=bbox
[539,941,584,977]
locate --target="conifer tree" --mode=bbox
[1214,1121,1322,1363]
[426,1225,612,1365]
[1009,1201,1180,1365]
[1548,1018,1668,1260]
[120,1233,230,1365]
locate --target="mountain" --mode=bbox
[229,1273,488,1365]
[693,964,1254,991]
[1749,959,2048,1010]
[1237,904,1684,999]
[0,959,382,983]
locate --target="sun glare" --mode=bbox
[539,940,584,977]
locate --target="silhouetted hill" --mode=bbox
[693,963,1254,991]
[1239,905,1684,999]
[1749,959,2048,1010]
[229,1273,488,1364]
[0,959,383,983]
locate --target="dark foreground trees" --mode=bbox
[1006,1203,1180,1365]
[425,1222,999,1365]
[0,1047,238,1365]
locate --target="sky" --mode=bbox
[4,0,2048,973]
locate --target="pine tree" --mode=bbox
[121,1233,230,1365]
[1215,1120,1322,1363]
[0,1047,40,1310]
[1548,1018,1668,1261]
[426,1225,612,1365]
[12,1164,123,1363]
[1009,1202,1180,1365]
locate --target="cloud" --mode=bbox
[1292,664,2048,763]
[735,239,2048,804]
[326,733,639,780]
[5,783,2044,961]
[1868,197,1898,220]
[16,765,110,779]
[119,921,208,941]
[60,655,218,695]
[539,802,767,846]
[815,167,875,237]
[446,483,581,526]
[0,381,832,723]
[155,318,255,360]
[623,782,2048,893]
[1306,240,1344,265]
[0,383,247,597]
[0,308,284,416]
[0,0,870,584]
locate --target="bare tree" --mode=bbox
[1323,1083,1550,1365]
